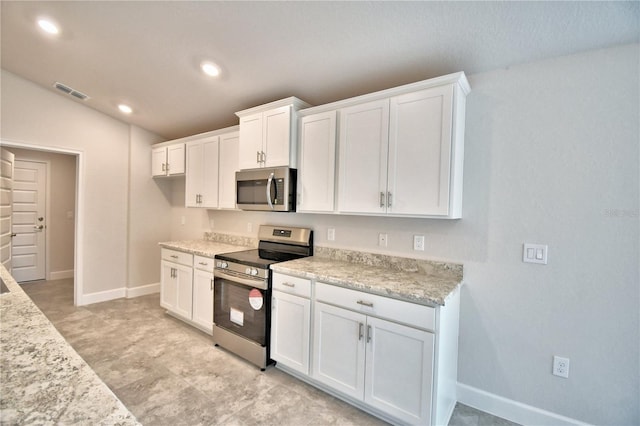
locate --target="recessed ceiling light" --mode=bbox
[200,61,221,77]
[37,18,60,35]
[118,104,133,114]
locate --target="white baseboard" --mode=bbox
[49,269,74,280]
[126,282,160,298]
[457,383,591,426]
[79,287,126,306]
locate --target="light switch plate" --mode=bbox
[327,228,335,241]
[523,243,548,264]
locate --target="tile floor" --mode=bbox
[21,278,519,426]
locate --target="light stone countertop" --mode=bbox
[0,265,139,425]
[158,240,252,258]
[271,247,463,307]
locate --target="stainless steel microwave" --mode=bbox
[235,167,297,212]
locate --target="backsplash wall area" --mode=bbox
[169,44,639,425]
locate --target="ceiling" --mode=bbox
[2,1,638,140]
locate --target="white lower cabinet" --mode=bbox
[160,249,215,335]
[160,249,193,319]
[192,255,215,333]
[271,273,312,375]
[272,273,459,426]
[312,301,434,425]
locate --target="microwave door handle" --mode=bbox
[266,172,275,210]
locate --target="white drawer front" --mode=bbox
[315,282,435,331]
[194,255,214,271]
[273,273,311,298]
[161,248,193,266]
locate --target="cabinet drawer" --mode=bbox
[273,273,311,298]
[315,282,435,331]
[161,248,193,266]
[194,255,215,271]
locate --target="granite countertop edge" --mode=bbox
[0,265,139,425]
[271,257,462,307]
[158,240,252,258]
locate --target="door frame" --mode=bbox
[1,139,85,306]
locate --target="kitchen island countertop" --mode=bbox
[0,265,139,425]
[271,248,463,307]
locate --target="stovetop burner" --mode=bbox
[215,225,314,270]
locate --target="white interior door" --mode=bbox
[0,148,15,271]
[11,160,46,282]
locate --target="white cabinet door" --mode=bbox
[160,260,177,310]
[167,143,185,175]
[238,113,263,170]
[338,99,390,214]
[263,105,292,168]
[364,316,435,425]
[218,131,239,209]
[185,142,204,207]
[388,86,453,216]
[152,147,167,177]
[174,263,193,319]
[186,137,220,208]
[201,138,220,208]
[312,302,366,399]
[192,268,214,333]
[271,290,311,374]
[298,111,337,212]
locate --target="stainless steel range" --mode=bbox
[213,225,313,370]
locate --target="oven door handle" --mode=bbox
[214,269,269,290]
[266,172,275,210]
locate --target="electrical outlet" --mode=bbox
[327,228,335,241]
[247,222,253,232]
[413,235,425,251]
[378,233,388,247]
[553,356,570,378]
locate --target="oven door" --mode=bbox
[213,272,270,346]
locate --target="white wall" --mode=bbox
[7,148,76,278]
[172,45,639,425]
[0,69,169,299]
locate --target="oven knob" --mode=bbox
[246,267,259,276]
[218,261,228,269]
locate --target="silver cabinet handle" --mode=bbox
[210,278,214,291]
[282,282,295,288]
[367,325,372,343]
[170,255,178,259]
[387,192,392,207]
[256,151,261,164]
[162,163,166,172]
[199,262,208,266]
[262,151,266,163]
[359,323,364,341]
[357,300,374,308]
[380,192,385,207]
[166,163,170,172]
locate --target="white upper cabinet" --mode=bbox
[186,135,220,208]
[236,97,311,170]
[218,130,240,209]
[338,99,390,215]
[387,85,454,216]
[301,72,469,219]
[297,110,337,213]
[152,143,185,177]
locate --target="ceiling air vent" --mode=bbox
[53,82,90,101]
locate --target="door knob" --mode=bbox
[34,225,44,230]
